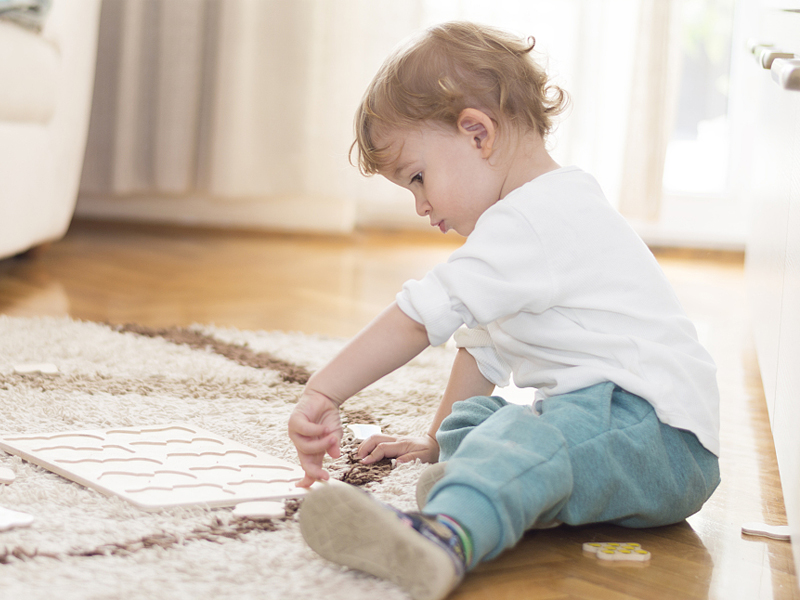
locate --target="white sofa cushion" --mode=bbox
[0,19,57,123]
[0,0,101,260]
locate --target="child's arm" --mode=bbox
[288,302,431,487]
[356,347,495,464]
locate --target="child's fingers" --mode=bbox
[293,433,340,456]
[288,417,329,439]
[360,440,405,464]
[296,468,328,488]
[360,436,439,464]
[296,449,331,484]
[356,434,397,459]
[293,434,341,482]
[326,438,342,459]
[395,449,434,464]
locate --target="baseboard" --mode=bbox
[75,193,358,234]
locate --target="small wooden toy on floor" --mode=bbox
[583,542,651,562]
[741,522,791,541]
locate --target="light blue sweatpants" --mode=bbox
[422,382,720,568]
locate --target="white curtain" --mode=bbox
[79,0,422,232]
[618,0,683,221]
[77,0,682,233]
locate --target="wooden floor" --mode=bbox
[1,220,797,599]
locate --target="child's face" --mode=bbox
[376,122,505,236]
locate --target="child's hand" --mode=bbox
[357,433,439,465]
[288,390,343,487]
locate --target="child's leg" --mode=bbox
[424,398,572,566]
[435,394,510,460]
[424,382,720,567]
[538,383,720,528]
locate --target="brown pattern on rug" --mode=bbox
[111,324,312,385]
[333,408,394,486]
[0,317,447,599]
[0,371,292,403]
[338,457,393,486]
[0,513,285,563]
[335,444,393,487]
[340,408,380,426]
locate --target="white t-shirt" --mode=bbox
[396,166,720,456]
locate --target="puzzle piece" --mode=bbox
[13,363,59,375]
[0,506,34,531]
[741,522,791,541]
[232,500,286,520]
[0,423,309,511]
[583,542,651,562]
[346,424,382,440]
[0,467,15,484]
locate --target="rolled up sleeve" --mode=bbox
[396,273,472,346]
[453,326,511,386]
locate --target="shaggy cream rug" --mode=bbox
[0,316,457,600]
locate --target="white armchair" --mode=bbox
[0,0,101,259]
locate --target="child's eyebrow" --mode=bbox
[393,162,413,179]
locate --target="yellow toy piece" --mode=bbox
[583,542,651,562]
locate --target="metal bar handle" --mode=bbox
[771,58,800,91]
[749,40,795,69]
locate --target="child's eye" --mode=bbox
[410,173,423,185]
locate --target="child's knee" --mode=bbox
[436,395,509,460]
[440,395,508,432]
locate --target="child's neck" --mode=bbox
[497,134,561,200]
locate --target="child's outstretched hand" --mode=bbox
[288,390,343,487]
[357,433,439,465]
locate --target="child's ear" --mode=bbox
[457,108,496,158]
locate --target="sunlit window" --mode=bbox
[662,0,736,196]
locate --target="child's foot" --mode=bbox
[299,482,467,600]
[416,462,447,508]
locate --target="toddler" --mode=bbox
[287,21,720,600]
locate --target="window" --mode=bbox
[663,0,736,196]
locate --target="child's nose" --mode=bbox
[415,196,431,217]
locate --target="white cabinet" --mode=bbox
[742,5,800,580]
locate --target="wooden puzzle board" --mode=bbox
[0,423,308,511]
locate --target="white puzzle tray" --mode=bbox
[0,423,308,511]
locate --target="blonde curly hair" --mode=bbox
[352,21,569,175]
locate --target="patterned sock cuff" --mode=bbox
[434,514,474,568]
